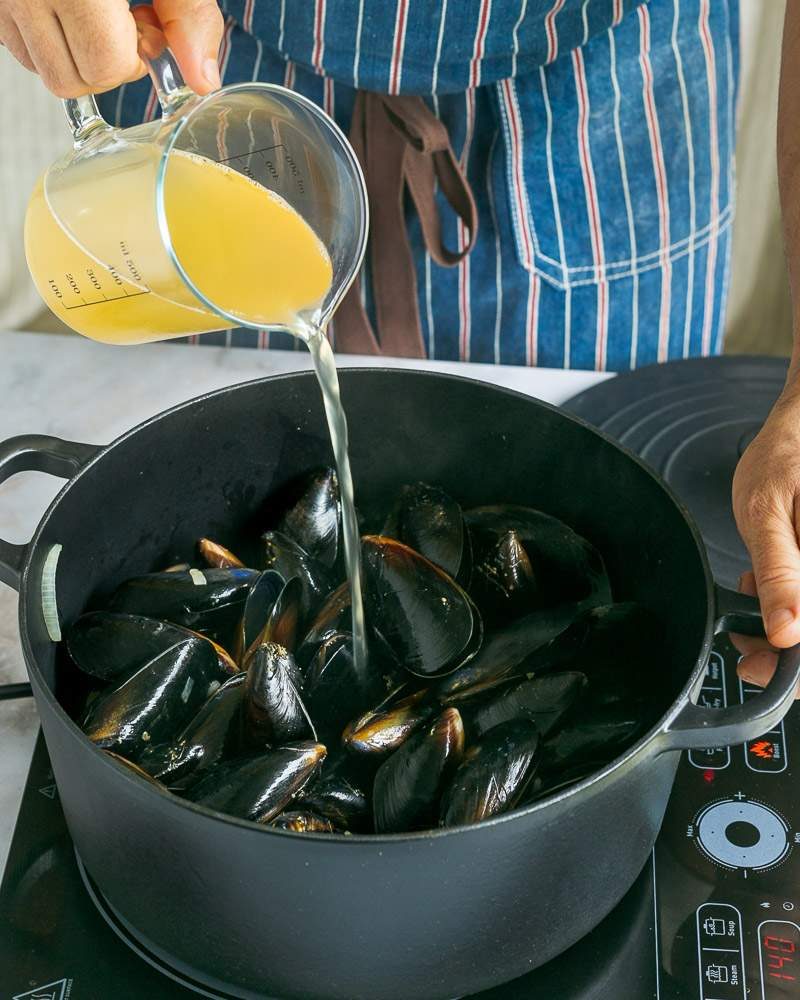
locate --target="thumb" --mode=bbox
[743,497,800,648]
[149,0,223,94]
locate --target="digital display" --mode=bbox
[759,921,800,998]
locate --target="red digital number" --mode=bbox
[764,936,797,982]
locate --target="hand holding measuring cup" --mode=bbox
[21,10,369,345]
[0,0,223,96]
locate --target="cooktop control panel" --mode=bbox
[657,637,800,1000]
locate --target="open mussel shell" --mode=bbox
[269,810,336,833]
[82,637,227,763]
[138,673,246,790]
[235,570,285,666]
[440,718,540,828]
[297,581,351,664]
[374,707,464,833]
[67,611,237,683]
[469,528,538,621]
[273,467,341,570]
[198,538,245,570]
[188,742,327,824]
[343,686,438,756]
[435,599,590,700]
[361,536,483,679]
[244,642,315,746]
[296,749,374,832]
[460,671,587,743]
[465,505,612,608]
[383,483,471,584]
[107,568,258,650]
[262,531,332,623]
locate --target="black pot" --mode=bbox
[1,370,798,1000]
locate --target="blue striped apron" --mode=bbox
[100,0,739,371]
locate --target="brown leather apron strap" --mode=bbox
[335,92,479,358]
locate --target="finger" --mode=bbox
[729,570,776,656]
[737,649,800,699]
[0,12,36,71]
[58,0,147,91]
[150,0,223,93]
[15,6,87,97]
[740,496,800,647]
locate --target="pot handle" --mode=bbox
[0,435,100,592]
[658,584,800,752]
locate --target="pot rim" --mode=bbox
[17,366,717,844]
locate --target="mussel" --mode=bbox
[538,700,645,775]
[198,538,245,569]
[435,600,589,700]
[469,528,538,621]
[383,483,471,583]
[107,567,258,649]
[440,718,540,827]
[343,686,437,756]
[235,570,286,666]
[262,531,332,621]
[82,637,227,762]
[244,642,315,746]
[361,536,482,679]
[274,467,341,569]
[465,505,611,607]
[374,708,464,833]
[188,742,326,823]
[67,611,238,682]
[460,671,587,743]
[297,581,351,662]
[297,750,374,832]
[138,673,246,790]
[270,810,336,833]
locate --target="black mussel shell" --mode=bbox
[440,718,540,827]
[108,568,258,650]
[274,468,341,570]
[343,686,438,756]
[236,570,286,666]
[297,581,351,664]
[435,600,589,700]
[469,529,538,621]
[539,699,645,776]
[67,611,238,682]
[138,674,246,790]
[374,707,464,833]
[383,483,470,584]
[305,631,402,745]
[297,749,375,831]
[361,536,482,679]
[262,531,332,623]
[262,577,303,652]
[198,538,245,569]
[270,810,336,833]
[82,637,227,763]
[188,742,326,823]
[465,506,611,608]
[460,671,587,743]
[244,642,315,746]
[527,602,659,685]
[522,757,612,806]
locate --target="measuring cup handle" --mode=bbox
[63,94,111,144]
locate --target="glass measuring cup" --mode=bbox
[24,35,368,345]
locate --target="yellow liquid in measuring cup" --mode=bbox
[24,148,333,344]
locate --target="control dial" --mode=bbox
[692,795,793,873]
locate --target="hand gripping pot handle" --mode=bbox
[658,585,800,752]
[0,435,100,591]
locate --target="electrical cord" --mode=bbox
[0,682,33,701]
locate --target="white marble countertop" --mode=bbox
[0,329,609,878]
